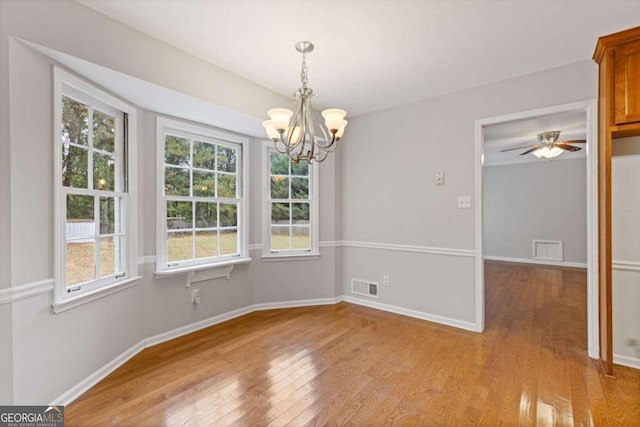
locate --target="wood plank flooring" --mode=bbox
[66,262,640,426]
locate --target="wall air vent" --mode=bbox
[351,278,379,298]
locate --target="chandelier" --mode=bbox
[262,41,347,163]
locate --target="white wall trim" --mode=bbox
[249,243,263,252]
[613,353,640,370]
[484,255,587,269]
[0,279,55,305]
[52,340,145,406]
[319,241,341,248]
[342,295,478,332]
[144,306,255,348]
[137,255,156,265]
[254,297,342,311]
[612,260,640,272]
[475,99,599,358]
[341,240,476,258]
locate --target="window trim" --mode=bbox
[155,117,250,274]
[261,141,320,260]
[52,67,139,312]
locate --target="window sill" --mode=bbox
[52,276,141,314]
[261,252,321,262]
[155,257,251,287]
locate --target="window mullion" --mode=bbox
[88,106,94,190]
[94,194,100,281]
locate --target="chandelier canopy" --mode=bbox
[262,41,347,163]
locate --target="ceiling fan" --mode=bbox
[500,130,586,159]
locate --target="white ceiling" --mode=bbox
[76,0,640,117]
[483,109,587,166]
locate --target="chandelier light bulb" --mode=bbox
[321,109,347,132]
[336,120,348,138]
[262,120,280,141]
[267,108,293,131]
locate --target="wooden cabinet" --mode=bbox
[614,39,640,125]
[593,26,640,376]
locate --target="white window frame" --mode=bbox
[262,141,319,261]
[155,117,250,276]
[52,67,139,313]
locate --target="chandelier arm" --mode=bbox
[306,106,317,161]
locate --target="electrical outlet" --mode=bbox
[191,289,201,304]
[435,172,444,185]
[457,196,471,209]
[383,275,390,286]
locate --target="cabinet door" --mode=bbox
[615,39,640,124]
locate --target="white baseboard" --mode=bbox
[254,297,342,311]
[484,255,587,269]
[53,340,145,406]
[614,353,640,370]
[341,294,479,332]
[145,306,255,348]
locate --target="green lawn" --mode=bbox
[66,231,310,286]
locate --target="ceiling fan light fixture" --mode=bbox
[532,145,563,159]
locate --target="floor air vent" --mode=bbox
[352,278,379,298]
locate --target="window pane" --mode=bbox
[219,203,237,227]
[93,109,115,152]
[270,176,289,199]
[291,160,308,176]
[292,203,310,224]
[292,227,311,250]
[193,170,215,197]
[165,135,190,166]
[99,236,120,278]
[100,197,115,234]
[94,152,115,191]
[67,194,94,238]
[66,240,95,286]
[271,227,290,251]
[271,202,290,225]
[62,144,88,188]
[220,229,238,256]
[270,152,288,175]
[217,174,236,198]
[167,201,192,230]
[62,96,88,146]
[217,146,237,173]
[165,167,190,196]
[291,177,309,199]
[167,231,193,262]
[195,231,217,259]
[193,140,216,170]
[195,202,217,228]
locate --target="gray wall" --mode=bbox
[612,137,640,363]
[483,158,587,264]
[341,60,597,325]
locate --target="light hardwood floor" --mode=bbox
[66,262,640,426]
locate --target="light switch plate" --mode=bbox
[435,172,444,185]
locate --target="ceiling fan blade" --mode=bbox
[560,139,586,144]
[500,145,536,152]
[519,147,540,156]
[555,143,582,152]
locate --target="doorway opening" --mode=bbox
[474,100,599,359]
